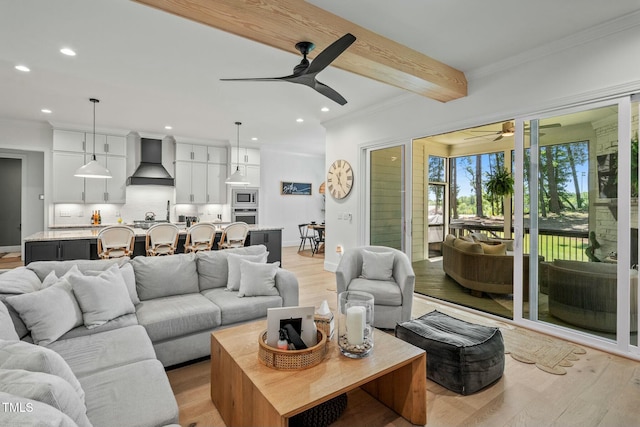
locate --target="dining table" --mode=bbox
[308,223,326,255]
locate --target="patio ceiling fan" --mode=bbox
[221,33,356,105]
[465,121,561,142]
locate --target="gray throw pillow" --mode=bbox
[196,245,268,291]
[0,267,42,294]
[68,264,136,329]
[5,278,83,346]
[85,262,140,305]
[0,340,84,402]
[0,391,78,427]
[132,253,199,300]
[361,250,395,281]
[226,252,269,291]
[41,265,81,289]
[0,303,18,341]
[0,369,91,427]
[237,260,280,297]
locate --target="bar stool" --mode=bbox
[184,223,217,253]
[218,222,249,249]
[146,223,179,256]
[97,225,135,259]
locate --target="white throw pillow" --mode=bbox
[68,264,135,329]
[237,259,280,297]
[361,250,395,281]
[0,369,91,427]
[226,252,269,291]
[6,278,83,346]
[0,340,85,402]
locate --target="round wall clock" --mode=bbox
[327,159,353,199]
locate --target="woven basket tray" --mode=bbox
[258,329,327,370]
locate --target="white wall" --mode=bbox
[323,18,640,270]
[260,148,325,247]
[0,118,50,252]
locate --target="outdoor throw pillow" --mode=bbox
[480,242,507,255]
[226,252,269,291]
[0,340,85,402]
[0,369,91,427]
[68,264,135,329]
[361,250,395,281]
[237,259,280,297]
[5,278,83,346]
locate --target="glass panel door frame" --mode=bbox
[513,96,635,355]
[361,139,411,255]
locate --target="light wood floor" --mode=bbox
[167,246,640,427]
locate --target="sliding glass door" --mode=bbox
[367,144,406,250]
[518,97,637,353]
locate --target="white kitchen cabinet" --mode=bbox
[84,155,127,203]
[176,143,208,162]
[231,163,260,187]
[175,161,207,204]
[231,147,260,165]
[207,146,227,163]
[84,134,107,155]
[104,135,127,156]
[52,152,86,203]
[53,130,85,153]
[207,163,228,204]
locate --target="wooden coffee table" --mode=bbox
[210,320,426,427]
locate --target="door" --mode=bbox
[0,158,21,249]
[367,144,406,251]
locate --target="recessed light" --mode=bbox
[15,65,30,72]
[41,109,52,114]
[251,137,258,141]
[164,125,173,130]
[321,107,330,112]
[296,118,304,123]
[60,48,76,56]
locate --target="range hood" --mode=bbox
[127,138,175,186]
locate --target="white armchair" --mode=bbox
[336,246,415,329]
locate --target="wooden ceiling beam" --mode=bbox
[132,0,467,102]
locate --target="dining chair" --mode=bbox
[297,223,315,252]
[97,225,135,259]
[184,222,217,253]
[145,223,180,256]
[218,222,250,249]
[312,226,325,256]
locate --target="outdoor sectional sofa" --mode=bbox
[442,234,538,298]
[0,244,299,427]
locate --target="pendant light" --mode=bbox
[225,121,249,185]
[74,98,112,179]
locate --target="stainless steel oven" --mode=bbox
[232,208,257,225]
[232,188,258,208]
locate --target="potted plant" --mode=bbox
[485,167,514,215]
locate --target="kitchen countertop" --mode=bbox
[25,225,283,242]
[47,222,232,229]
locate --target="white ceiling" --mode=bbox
[1,0,639,155]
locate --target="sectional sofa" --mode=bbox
[0,244,299,427]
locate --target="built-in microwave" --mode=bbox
[232,188,258,208]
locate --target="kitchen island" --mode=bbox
[24,225,282,265]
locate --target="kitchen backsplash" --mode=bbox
[53,186,231,226]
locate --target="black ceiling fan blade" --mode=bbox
[220,76,292,82]
[314,80,348,105]
[306,33,356,75]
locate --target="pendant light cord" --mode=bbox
[90,98,99,160]
[236,121,241,167]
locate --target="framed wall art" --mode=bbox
[281,181,312,195]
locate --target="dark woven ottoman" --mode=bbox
[395,310,504,395]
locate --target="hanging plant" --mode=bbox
[485,167,514,197]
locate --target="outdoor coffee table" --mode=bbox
[210,320,427,427]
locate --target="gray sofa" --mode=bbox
[0,244,299,427]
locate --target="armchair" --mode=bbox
[336,246,415,329]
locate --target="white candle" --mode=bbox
[346,306,366,345]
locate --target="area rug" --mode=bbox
[501,327,586,375]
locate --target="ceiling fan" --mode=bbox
[221,33,356,105]
[464,121,561,142]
